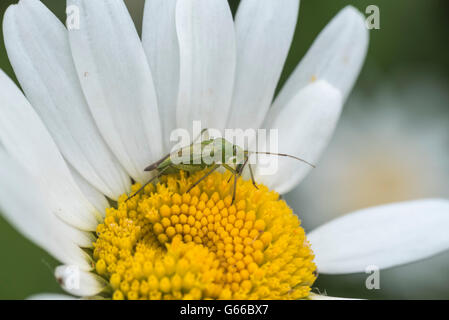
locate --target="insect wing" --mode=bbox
[144,153,170,171]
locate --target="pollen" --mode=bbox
[93,170,316,300]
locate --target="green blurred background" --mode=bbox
[0,0,448,299]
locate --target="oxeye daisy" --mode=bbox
[1,0,449,301]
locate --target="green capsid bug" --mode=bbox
[127,129,315,203]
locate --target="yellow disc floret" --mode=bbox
[93,170,316,300]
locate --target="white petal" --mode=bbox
[176,0,236,132]
[308,199,449,274]
[227,0,299,129]
[28,293,76,300]
[0,71,101,231]
[256,80,343,193]
[0,150,92,270]
[3,0,130,200]
[68,0,163,184]
[269,6,368,122]
[142,0,179,151]
[308,293,360,300]
[69,165,109,215]
[55,266,107,297]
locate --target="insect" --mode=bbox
[127,129,315,203]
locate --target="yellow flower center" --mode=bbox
[93,170,316,300]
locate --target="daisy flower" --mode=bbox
[1,0,449,300]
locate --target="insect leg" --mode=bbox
[232,157,251,203]
[222,164,240,204]
[232,172,238,204]
[225,155,248,183]
[222,164,238,182]
[126,166,171,201]
[186,164,220,193]
[248,163,259,190]
[238,156,250,176]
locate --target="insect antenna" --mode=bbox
[250,151,315,168]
